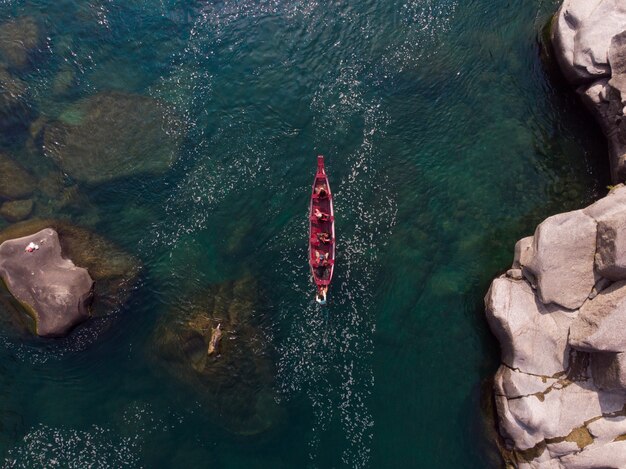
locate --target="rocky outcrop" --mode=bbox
[151,276,283,436]
[487,185,626,468]
[0,228,93,337]
[42,92,183,184]
[490,7,626,464]
[0,220,140,325]
[551,0,626,181]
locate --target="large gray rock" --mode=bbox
[0,228,93,337]
[552,1,626,181]
[513,236,534,269]
[485,277,575,376]
[526,209,598,310]
[551,0,626,84]
[488,187,626,467]
[569,280,626,352]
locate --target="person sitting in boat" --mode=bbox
[314,208,329,222]
[316,285,328,305]
[316,232,331,244]
[315,185,328,198]
[315,250,330,267]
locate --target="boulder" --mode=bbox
[0,16,42,71]
[152,276,283,436]
[0,199,33,222]
[0,219,140,317]
[43,92,183,184]
[0,228,93,337]
[569,280,626,352]
[552,1,626,181]
[590,351,626,391]
[0,153,36,200]
[513,236,534,269]
[489,189,626,467]
[551,0,626,84]
[526,209,598,310]
[485,277,575,376]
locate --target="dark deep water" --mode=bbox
[0,0,610,467]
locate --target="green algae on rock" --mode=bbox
[152,276,283,436]
[0,153,36,201]
[43,91,183,184]
[0,16,42,71]
[0,219,140,318]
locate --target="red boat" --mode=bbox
[309,155,335,305]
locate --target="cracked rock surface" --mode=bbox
[487,186,626,467]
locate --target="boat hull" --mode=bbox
[309,155,335,302]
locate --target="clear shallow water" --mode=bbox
[0,0,609,467]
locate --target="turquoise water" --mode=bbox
[0,0,610,467]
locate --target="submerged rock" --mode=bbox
[43,91,182,184]
[0,66,30,136]
[0,199,33,222]
[152,276,283,436]
[0,228,93,337]
[0,16,42,71]
[0,219,140,320]
[0,153,36,200]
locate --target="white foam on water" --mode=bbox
[381,0,458,73]
[3,424,141,468]
[2,401,192,468]
[274,86,396,468]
